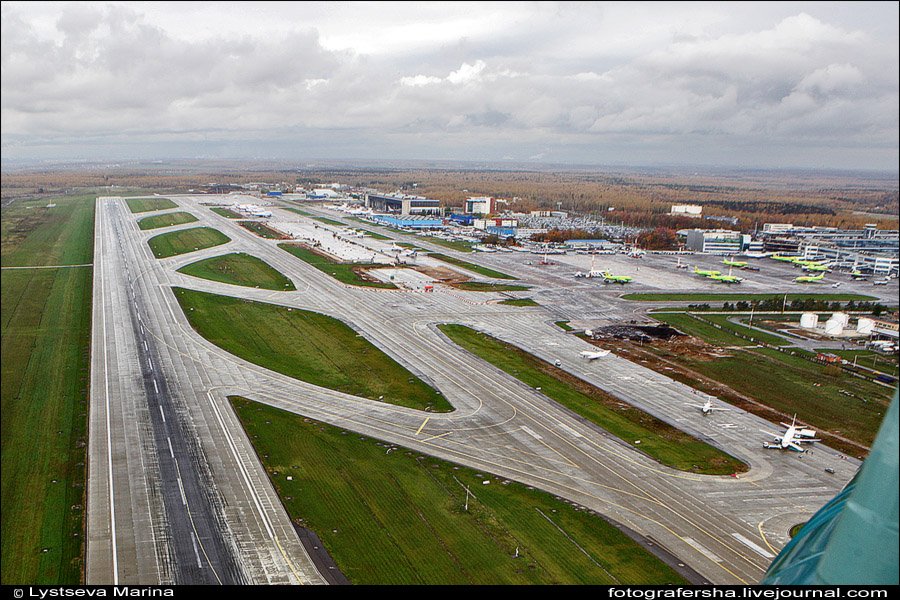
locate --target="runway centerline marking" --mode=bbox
[683,537,722,563]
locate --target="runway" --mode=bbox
[86,195,877,585]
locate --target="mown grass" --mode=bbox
[125,197,177,213]
[653,314,755,347]
[356,228,391,240]
[174,288,450,412]
[285,207,313,217]
[422,237,475,253]
[555,321,574,331]
[177,253,295,291]
[230,397,687,584]
[210,207,242,218]
[678,348,892,448]
[2,194,95,583]
[438,325,747,475]
[622,293,877,302]
[237,220,286,239]
[428,253,516,280]
[147,226,230,258]
[312,216,347,227]
[818,350,898,375]
[278,243,396,289]
[701,315,792,346]
[452,282,530,292]
[136,211,198,230]
[498,298,540,307]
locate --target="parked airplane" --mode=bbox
[693,266,721,277]
[709,267,743,284]
[687,398,730,416]
[802,263,830,272]
[675,257,689,269]
[723,258,748,268]
[771,254,800,263]
[761,415,820,451]
[601,271,633,284]
[795,273,825,283]
[580,349,611,360]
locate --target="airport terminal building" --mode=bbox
[365,192,441,216]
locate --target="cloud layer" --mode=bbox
[2,1,897,170]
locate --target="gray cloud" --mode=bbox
[1,1,897,170]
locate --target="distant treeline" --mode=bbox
[687,299,888,314]
[701,200,835,216]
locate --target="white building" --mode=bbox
[685,229,743,254]
[465,196,496,215]
[671,204,703,217]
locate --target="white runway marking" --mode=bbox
[153,380,159,394]
[159,404,165,422]
[731,533,775,558]
[554,421,583,438]
[521,425,543,440]
[190,532,204,568]
[683,537,722,563]
[147,358,153,371]
[167,437,175,458]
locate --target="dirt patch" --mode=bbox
[409,265,470,284]
[586,324,683,342]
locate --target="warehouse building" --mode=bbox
[365,192,441,216]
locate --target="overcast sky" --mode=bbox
[2,1,898,171]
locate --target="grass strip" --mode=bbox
[499,298,540,307]
[428,253,516,280]
[622,293,877,302]
[137,211,198,230]
[2,194,95,583]
[438,325,747,475]
[177,252,295,291]
[210,207,242,218]
[174,288,450,412]
[237,220,286,239]
[147,226,230,258]
[555,321,574,331]
[125,197,177,213]
[230,397,687,584]
[278,243,396,289]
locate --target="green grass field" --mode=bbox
[174,288,450,412]
[701,315,792,346]
[622,292,877,302]
[453,282,530,292]
[555,321,574,331]
[498,298,540,306]
[285,207,313,217]
[356,228,391,240]
[147,226,230,258]
[427,253,516,280]
[278,243,396,289]
[312,216,347,227]
[438,325,746,475]
[230,397,686,584]
[422,237,475,253]
[177,253,295,291]
[817,350,898,376]
[653,314,756,347]
[237,220,285,239]
[125,197,177,213]
[136,211,198,230]
[679,348,892,447]
[210,207,242,218]
[2,194,95,583]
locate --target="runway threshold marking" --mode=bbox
[732,533,775,559]
[415,417,430,435]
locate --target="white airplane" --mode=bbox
[580,349,611,360]
[687,398,730,416]
[761,415,821,451]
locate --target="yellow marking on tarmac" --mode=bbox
[757,521,779,556]
[422,431,452,443]
[415,417,430,435]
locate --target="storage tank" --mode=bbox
[831,312,850,329]
[824,318,844,336]
[800,313,819,329]
[856,318,875,335]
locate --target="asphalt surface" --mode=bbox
[86,195,896,585]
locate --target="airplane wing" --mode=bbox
[760,430,783,439]
[792,437,821,443]
[788,442,807,452]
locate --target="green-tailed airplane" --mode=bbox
[794,273,825,283]
[771,254,800,263]
[693,266,721,277]
[802,263,829,272]
[722,258,748,268]
[710,267,743,284]
[601,271,632,284]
